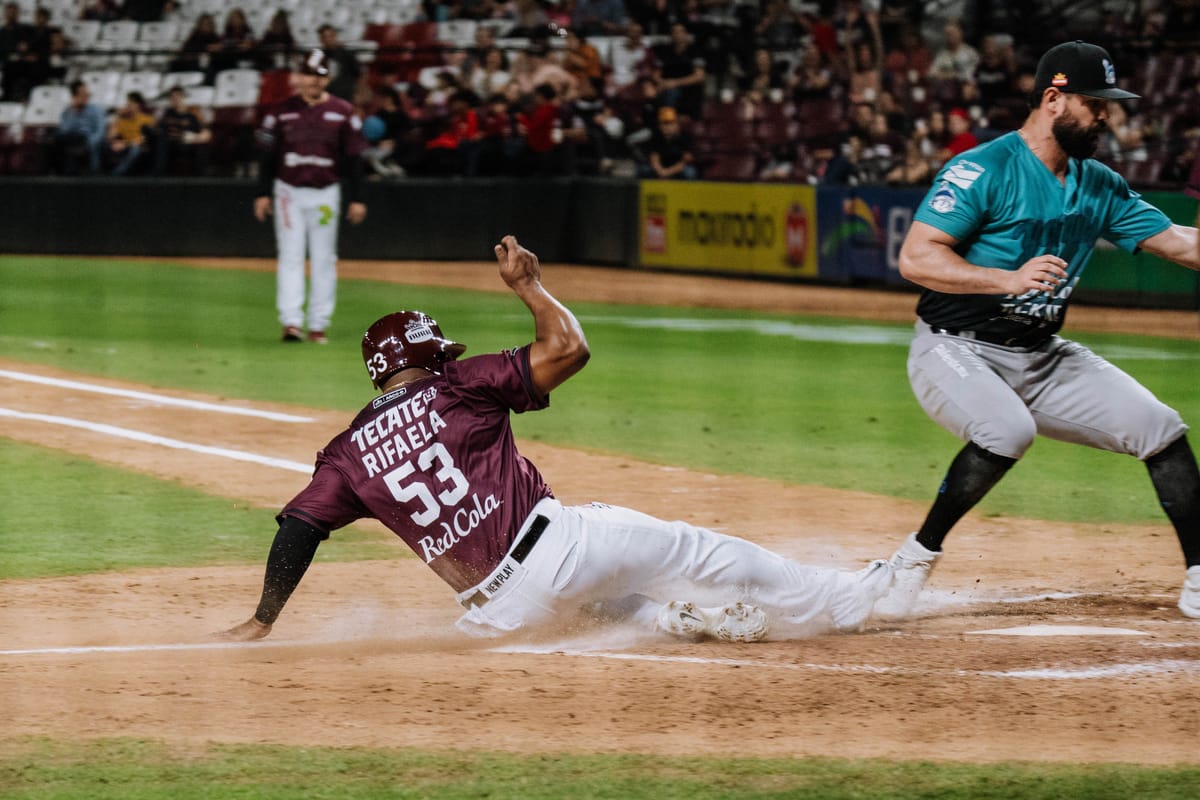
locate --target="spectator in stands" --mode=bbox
[106,90,155,175]
[608,20,657,92]
[847,39,882,105]
[317,25,363,104]
[885,136,933,187]
[834,0,882,70]
[627,0,672,37]
[209,7,257,79]
[506,0,551,38]
[478,91,520,175]
[973,33,1015,110]
[569,74,625,173]
[51,79,106,175]
[517,81,568,175]
[42,25,68,86]
[937,106,977,163]
[740,47,787,97]
[256,10,295,71]
[846,100,874,140]
[562,27,604,93]
[362,85,413,178]
[928,19,978,83]
[572,0,627,37]
[153,85,211,176]
[789,44,835,102]
[755,0,805,56]
[511,38,575,98]
[0,1,34,102]
[421,89,483,176]
[639,105,696,180]
[21,6,55,89]
[171,13,219,74]
[821,134,865,185]
[426,69,461,108]
[465,47,511,99]
[1101,100,1149,164]
[918,107,949,164]
[654,22,706,121]
[859,109,903,183]
[883,23,932,82]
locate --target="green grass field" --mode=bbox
[2,256,1198,797]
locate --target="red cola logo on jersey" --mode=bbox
[417,492,502,563]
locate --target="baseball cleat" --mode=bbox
[282,326,303,342]
[1180,565,1200,619]
[307,330,328,344]
[829,558,894,631]
[872,532,941,621]
[657,601,769,643]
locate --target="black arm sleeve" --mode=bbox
[256,147,277,198]
[253,515,327,625]
[343,154,365,204]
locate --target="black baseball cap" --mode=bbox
[1033,40,1138,100]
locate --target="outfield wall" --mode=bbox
[2,177,1195,308]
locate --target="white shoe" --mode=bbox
[872,533,941,621]
[1181,565,1200,618]
[657,601,769,643]
[830,558,894,631]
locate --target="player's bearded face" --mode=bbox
[1051,102,1106,160]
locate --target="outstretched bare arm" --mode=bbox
[494,235,590,397]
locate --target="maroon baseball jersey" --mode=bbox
[279,346,554,591]
[258,93,367,188]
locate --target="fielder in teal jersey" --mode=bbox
[872,41,1200,621]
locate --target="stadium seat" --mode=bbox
[437,19,477,48]
[99,20,140,47]
[701,154,758,182]
[184,85,215,109]
[161,71,207,91]
[28,83,71,114]
[119,71,163,100]
[213,69,262,107]
[79,70,122,109]
[60,19,101,48]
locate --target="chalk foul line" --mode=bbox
[0,369,314,423]
[4,639,1193,681]
[0,407,313,473]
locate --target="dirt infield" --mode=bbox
[2,261,1199,766]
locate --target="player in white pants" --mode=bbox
[254,49,367,344]
[220,235,894,646]
[272,180,341,338]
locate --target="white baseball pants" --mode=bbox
[273,179,340,332]
[455,498,879,640]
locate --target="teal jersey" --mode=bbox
[912,131,1171,346]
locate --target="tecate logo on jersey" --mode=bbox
[283,152,334,167]
[417,492,502,563]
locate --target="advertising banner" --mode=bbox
[639,181,818,277]
[816,187,925,286]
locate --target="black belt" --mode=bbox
[460,514,550,609]
[930,326,1045,348]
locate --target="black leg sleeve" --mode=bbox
[916,442,1017,551]
[253,516,327,625]
[1145,435,1200,567]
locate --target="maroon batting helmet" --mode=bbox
[361,311,466,389]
